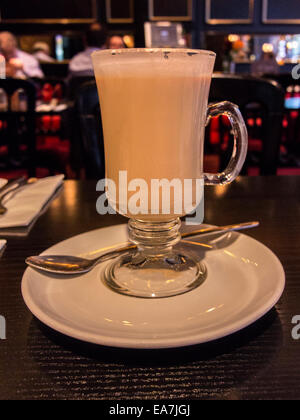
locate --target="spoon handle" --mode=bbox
[95,245,136,264]
[181,221,260,239]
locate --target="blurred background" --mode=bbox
[0,0,300,180]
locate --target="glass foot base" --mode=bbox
[103,250,207,299]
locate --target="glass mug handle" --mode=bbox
[204,101,248,185]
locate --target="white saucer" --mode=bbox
[21,224,285,349]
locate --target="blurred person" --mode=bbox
[252,52,279,75]
[32,42,55,63]
[0,31,44,78]
[90,22,103,32]
[107,35,126,50]
[69,27,107,77]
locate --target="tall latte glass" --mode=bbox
[92,49,248,298]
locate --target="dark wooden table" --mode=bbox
[0,177,299,400]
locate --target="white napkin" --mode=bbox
[0,179,7,189]
[0,175,64,228]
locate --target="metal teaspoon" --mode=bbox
[25,221,259,275]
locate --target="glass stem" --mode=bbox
[128,218,182,257]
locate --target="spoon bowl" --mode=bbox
[26,255,97,275]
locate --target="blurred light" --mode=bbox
[179,38,186,47]
[287,42,293,50]
[228,34,239,43]
[0,55,5,79]
[262,43,274,53]
[123,35,134,48]
[157,21,172,27]
[55,35,64,61]
[214,185,228,198]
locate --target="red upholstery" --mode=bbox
[248,138,263,152]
